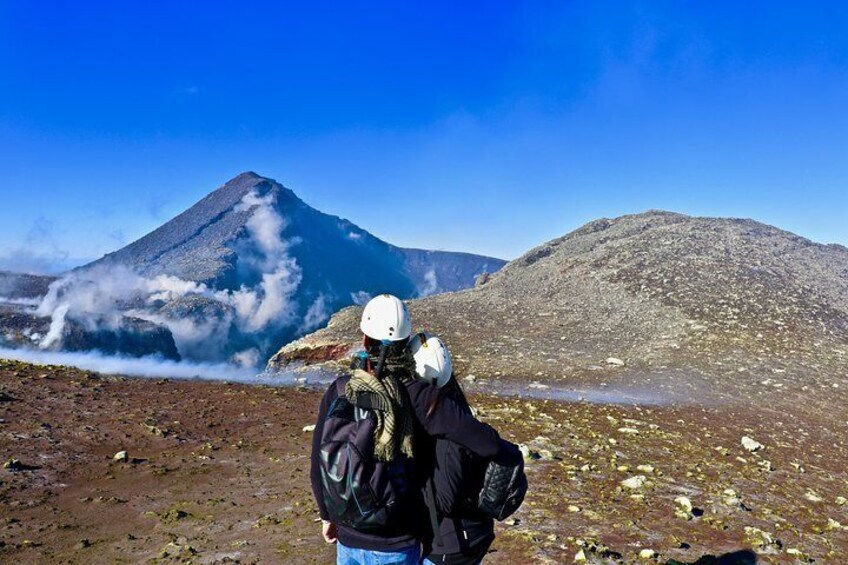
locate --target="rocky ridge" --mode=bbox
[269,211,848,407]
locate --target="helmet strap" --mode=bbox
[374,340,390,380]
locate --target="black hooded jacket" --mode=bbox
[426,379,522,557]
[309,359,502,552]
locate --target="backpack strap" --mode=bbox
[424,476,444,549]
[335,378,347,399]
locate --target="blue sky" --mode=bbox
[1,1,847,272]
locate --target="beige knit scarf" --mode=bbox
[345,368,415,462]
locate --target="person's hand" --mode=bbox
[321,520,338,544]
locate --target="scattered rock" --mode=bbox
[756,459,774,472]
[159,537,197,559]
[464,374,477,383]
[574,549,587,562]
[518,444,541,461]
[675,496,693,513]
[618,427,640,435]
[75,539,91,549]
[723,488,742,507]
[741,436,763,452]
[606,357,626,367]
[785,548,808,560]
[538,449,555,460]
[143,424,170,437]
[621,475,647,490]
[3,458,24,471]
[824,518,844,532]
[160,508,190,523]
[639,548,657,559]
[836,496,847,506]
[302,424,316,433]
[804,490,823,503]
[112,451,128,462]
[504,517,519,526]
[744,526,782,554]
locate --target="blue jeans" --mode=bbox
[336,542,420,565]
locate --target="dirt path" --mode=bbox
[1,359,847,563]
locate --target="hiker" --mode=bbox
[309,294,507,565]
[408,332,526,565]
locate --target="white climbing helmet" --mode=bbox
[360,294,412,342]
[408,331,453,388]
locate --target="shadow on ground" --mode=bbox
[668,550,757,565]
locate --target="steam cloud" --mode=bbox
[0,347,258,382]
[0,296,41,307]
[28,190,305,368]
[299,293,330,334]
[350,291,372,305]
[418,269,439,297]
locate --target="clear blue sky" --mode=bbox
[1,1,847,273]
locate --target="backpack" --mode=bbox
[318,378,413,531]
[476,445,527,521]
[426,441,527,548]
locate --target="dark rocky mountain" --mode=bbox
[1,172,503,363]
[270,211,848,405]
[86,172,503,293]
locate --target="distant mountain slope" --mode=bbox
[86,172,503,292]
[5,173,503,363]
[0,271,57,299]
[271,211,848,402]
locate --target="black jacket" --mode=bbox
[310,369,502,552]
[426,379,521,557]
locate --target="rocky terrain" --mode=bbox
[0,271,57,301]
[3,210,847,563]
[0,306,180,360]
[1,359,846,563]
[270,211,848,409]
[0,172,503,363]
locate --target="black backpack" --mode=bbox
[425,440,527,548]
[318,377,413,531]
[476,448,527,521]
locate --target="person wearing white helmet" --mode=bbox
[409,332,522,565]
[408,332,453,388]
[310,295,508,565]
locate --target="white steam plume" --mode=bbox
[30,189,305,366]
[0,347,257,381]
[225,190,303,332]
[299,293,330,333]
[418,269,439,297]
[350,291,372,305]
[0,296,41,307]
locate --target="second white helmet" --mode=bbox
[360,294,413,342]
[409,331,453,388]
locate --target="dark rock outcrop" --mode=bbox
[61,316,180,360]
[0,272,57,300]
[0,306,179,360]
